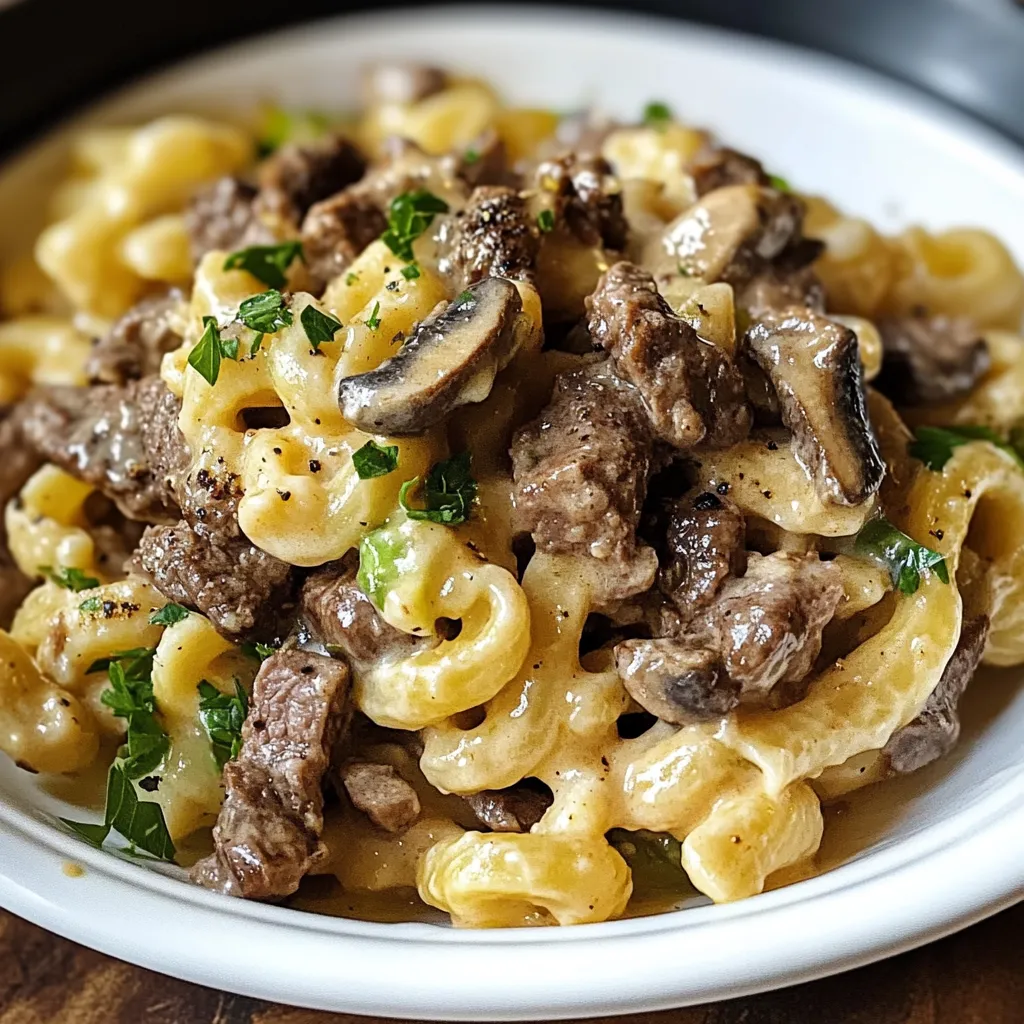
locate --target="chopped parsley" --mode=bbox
[353,440,399,479]
[41,565,99,592]
[358,527,410,608]
[768,174,792,193]
[537,209,555,233]
[300,304,343,349]
[240,641,277,662]
[197,680,249,769]
[187,316,239,386]
[401,262,421,281]
[642,101,673,129]
[257,106,331,156]
[381,189,449,263]
[345,271,360,286]
[236,289,293,347]
[454,289,474,308]
[854,517,949,596]
[223,241,303,289]
[79,596,103,613]
[909,424,1024,472]
[399,451,477,526]
[365,301,382,331]
[149,603,190,627]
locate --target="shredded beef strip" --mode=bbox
[884,614,990,774]
[535,154,628,250]
[511,360,658,604]
[86,291,184,386]
[18,376,188,524]
[874,315,990,406]
[587,262,751,449]
[340,761,421,833]
[464,782,553,833]
[191,651,350,899]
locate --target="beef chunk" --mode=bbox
[464,781,553,833]
[191,651,350,899]
[586,262,751,449]
[86,291,184,386]
[186,177,276,263]
[875,316,990,406]
[615,640,738,724]
[658,491,746,618]
[885,614,989,774]
[688,146,769,196]
[19,377,188,524]
[301,558,422,667]
[130,521,292,640]
[736,240,826,318]
[340,761,420,833]
[256,135,367,227]
[536,154,628,250]
[686,551,843,706]
[301,190,388,284]
[444,186,539,290]
[511,361,658,602]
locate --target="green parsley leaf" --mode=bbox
[237,289,293,336]
[240,641,277,662]
[463,147,480,164]
[61,818,111,848]
[399,451,477,526]
[87,647,156,677]
[642,101,673,129]
[300,304,343,349]
[220,335,240,361]
[854,517,949,596]
[149,603,190,627]
[40,565,99,592]
[79,596,103,613]
[187,316,224,385]
[454,289,474,307]
[250,334,265,357]
[365,301,382,331]
[357,527,410,607]
[257,107,332,157]
[401,262,421,280]
[909,424,1024,472]
[381,190,449,263]
[197,680,249,769]
[96,649,168,781]
[345,271,360,286]
[607,828,695,900]
[104,762,175,861]
[353,440,399,479]
[223,241,303,289]
[537,209,555,234]
[768,174,792,193]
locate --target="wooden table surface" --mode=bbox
[2,904,1023,1024]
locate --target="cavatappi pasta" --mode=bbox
[0,65,1022,929]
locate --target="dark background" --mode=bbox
[1,0,1023,157]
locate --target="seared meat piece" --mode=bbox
[444,186,539,289]
[185,177,276,263]
[86,291,184,386]
[340,761,421,833]
[586,262,751,449]
[465,781,553,833]
[0,405,43,626]
[191,651,350,900]
[130,521,293,640]
[658,491,746,619]
[745,308,884,506]
[736,241,826,318]
[875,316,990,406]
[687,552,843,706]
[256,135,368,227]
[688,146,769,196]
[363,63,448,105]
[19,377,188,524]
[615,641,737,724]
[301,191,388,284]
[453,130,510,189]
[511,361,658,602]
[301,557,422,667]
[536,154,628,250]
[885,614,989,774]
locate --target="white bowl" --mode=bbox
[2,6,1023,1019]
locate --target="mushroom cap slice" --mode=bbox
[337,276,523,435]
[745,307,885,506]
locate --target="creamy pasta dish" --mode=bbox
[0,65,1023,928]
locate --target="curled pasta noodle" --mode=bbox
[0,629,98,774]
[355,520,530,730]
[418,831,632,927]
[0,316,91,404]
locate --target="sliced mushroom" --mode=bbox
[874,315,989,405]
[745,308,885,506]
[614,639,738,724]
[338,277,523,435]
[464,780,553,833]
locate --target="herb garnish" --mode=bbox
[149,603,190,627]
[399,451,477,525]
[353,440,399,479]
[607,829,694,899]
[345,271,360,286]
[768,174,792,193]
[79,596,104,613]
[240,641,277,662]
[197,680,249,769]
[223,241,303,289]
[365,301,382,331]
[300,304,343,349]
[187,316,239,386]
[909,424,1024,472]
[854,517,949,595]
[257,107,331,156]
[401,263,421,280]
[537,209,555,234]
[463,147,480,165]
[357,528,410,608]
[642,101,672,129]
[237,288,293,360]
[381,190,449,263]
[41,565,99,592]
